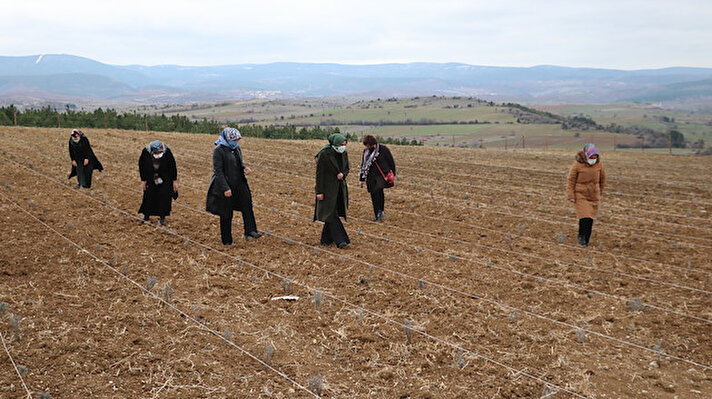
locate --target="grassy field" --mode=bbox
[146,97,712,152]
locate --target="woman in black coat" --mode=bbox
[68,129,103,188]
[314,133,350,248]
[206,128,261,245]
[138,140,178,225]
[359,135,396,221]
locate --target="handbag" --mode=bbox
[374,161,395,186]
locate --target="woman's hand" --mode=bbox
[316,194,324,201]
[173,181,179,192]
[83,159,89,166]
[141,181,147,191]
[72,160,77,167]
[224,189,232,198]
[359,181,364,188]
[337,172,344,180]
[244,167,252,175]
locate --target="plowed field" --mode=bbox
[1,126,710,398]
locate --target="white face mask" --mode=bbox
[71,136,80,143]
[587,158,597,165]
[153,152,164,159]
[333,145,346,153]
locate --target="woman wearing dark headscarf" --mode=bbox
[68,129,103,188]
[138,140,178,225]
[359,135,396,221]
[206,127,261,245]
[314,133,350,248]
[567,143,607,246]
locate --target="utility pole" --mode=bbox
[104,113,108,129]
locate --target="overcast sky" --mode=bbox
[2,0,711,69]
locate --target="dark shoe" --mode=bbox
[320,241,333,247]
[372,211,384,222]
[159,218,167,226]
[336,242,348,249]
[577,235,586,246]
[223,241,233,246]
[245,231,262,241]
[140,216,149,225]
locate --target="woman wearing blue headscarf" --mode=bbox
[206,127,261,245]
[138,140,178,225]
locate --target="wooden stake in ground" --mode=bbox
[613,136,616,152]
[104,113,108,129]
[521,136,525,149]
[505,137,508,150]
[669,133,672,154]
[13,111,17,126]
[57,114,61,128]
[145,116,148,132]
[642,136,645,152]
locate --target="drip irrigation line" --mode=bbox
[259,201,712,325]
[0,191,321,398]
[78,166,712,369]
[0,330,33,399]
[0,159,590,398]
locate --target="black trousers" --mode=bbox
[320,218,350,246]
[76,163,94,188]
[370,188,385,217]
[578,218,594,244]
[220,208,258,244]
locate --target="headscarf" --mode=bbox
[583,143,599,160]
[70,129,84,144]
[145,140,166,154]
[316,133,347,158]
[215,127,241,149]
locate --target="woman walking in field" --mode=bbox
[138,140,178,225]
[567,143,606,246]
[206,127,261,245]
[68,129,103,188]
[314,133,350,248]
[359,135,396,221]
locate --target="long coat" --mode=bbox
[314,148,349,222]
[206,145,253,216]
[567,151,607,219]
[138,147,177,216]
[68,136,103,179]
[359,144,396,192]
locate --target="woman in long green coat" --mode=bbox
[314,133,350,248]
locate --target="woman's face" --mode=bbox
[341,141,347,146]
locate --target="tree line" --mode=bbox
[0,105,422,145]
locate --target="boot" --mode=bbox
[373,211,384,222]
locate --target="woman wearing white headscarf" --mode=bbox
[68,129,103,188]
[138,140,178,225]
[206,127,261,245]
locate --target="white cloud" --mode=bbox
[1,0,711,68]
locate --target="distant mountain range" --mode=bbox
[1,54,711,106]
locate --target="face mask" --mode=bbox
[71,136,80,143]
[228,140,239,149]
[153,152,164,159]
[333,145,346,153]
[587,158,597,165]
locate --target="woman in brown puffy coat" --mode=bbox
[566,143,606,246]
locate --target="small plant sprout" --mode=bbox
[456,349,465,369]
[223,328,232,341]
[183,238,189,248]
[537,277,544,284]
[162,283,173,303]
[191,304,201,319]
[36,393,51,399]
[284,237,293,245]
[541,384,556,398]
[263,343,275,365]
[0,302,8,317]
[687,261,692,270]
[486,262,493,269]
[313,248,319,256]
[404,320,414,344]
[17,365,28,374]
[368,264,374,277]
[653,341,663,363]
[65,221,74,231]
[418,279,425,290]
[504,234,513,249]
[517,223,526,236]
[282,278,293,294]
[357,309,363,325]
[627,297,644,312]
[576,328,585,344]
[686,210,691,217]
[252,275,259,284]
[555,232,566,245]
[508,311,520,323]
[448,254,457,261]
[314,291,323,312]
[10,314,22,340]
[307,374,323,396]
[146,276,157,291]
[598,241,604,250]
[411,204,417,211]
[264,229,272,236]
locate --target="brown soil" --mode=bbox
[0,126,710,398]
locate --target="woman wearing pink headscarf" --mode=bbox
[566,143,607,246]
